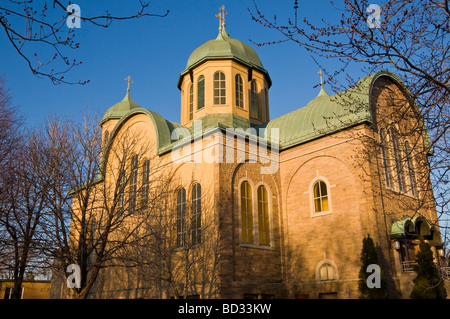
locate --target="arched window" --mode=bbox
[313,180,329,213]
[188,84,194,121]
[257,185,270,246]
[88,218,97,265]
[197,76,205,110]
[176,188,187,247]
[140,159,150,210]
[117,167,126,214]
[103,130,110,147]
[129,154,138,213]
[214,71,226,105]
[319,263,336,281]
[235,74,243,108]
[240,181,253,243]
[250,80,259,118]
[380,129,393,188]
[391,126,406,192]
[264,85,269,121]
[191,183,202,245]
[404,141,417,196]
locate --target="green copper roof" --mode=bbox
[264,79,372,150]
[389,215,437,240]
[263,70,430,151]
[100,89,143,124]
[178,26,271,88]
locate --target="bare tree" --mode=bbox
[121,171,222,299]
[0,127,52,299]
[0,76,22,274]
[249,0,450,251]
[42,114,196,299]
[0,1,169,84]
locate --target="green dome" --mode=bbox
[178,26,270,88]
[101,89,143,124]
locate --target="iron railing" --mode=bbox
[401,261,450,281]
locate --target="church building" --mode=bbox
[59,8,448,299]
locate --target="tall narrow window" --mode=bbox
[129,154,138,213]
[103,130,110,147]
[380,129,393,188]
[197,76,205,110]
[404,141,417,196]
[240,181,253,243]
[4,287,23,299]
[313,180,329,213]
[214,71,226,105]
[176,188,187,247]
[257,185,270,246]
[191,183,201,245]
[264,86,269,122]
[250,80,259,118]
[391,127,406,192]
[235,74,243,108]
[141,159,150,210]
[117,168,126,213]
[188,84,194,121]
[88,218,97,265]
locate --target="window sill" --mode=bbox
[311,211,332,218]
[239,243,275,250]
[385,187,418,199]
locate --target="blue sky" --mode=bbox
[1,0,363,127]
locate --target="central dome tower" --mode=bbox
[178,8,271,129]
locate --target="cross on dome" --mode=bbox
[318,70,324,86]
[216,5,227,30]
[125,75,133,91]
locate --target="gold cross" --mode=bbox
[217,5,227,30]
[216,13,224,29]
[318,70,323,86]
[125,75,133,90]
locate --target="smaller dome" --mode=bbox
[101,89,142,124]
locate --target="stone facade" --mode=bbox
[53,25,449,300]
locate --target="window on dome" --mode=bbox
[214,71,226,105]
[264,85,269,122]
[235,74,243,108]
[197,76,205,110]
[250,80,259,118]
